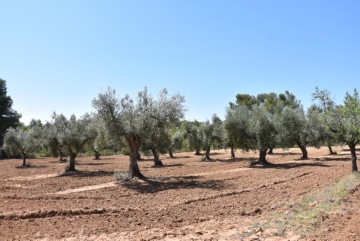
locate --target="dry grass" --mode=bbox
[241,172,360,239]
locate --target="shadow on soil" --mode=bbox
[267,152,299,156]
[59,170,114,178]
[15,164,48,169]
[341,148,360,152]
[214,157,256,163]
[121,176,227,194]
[251,162,331,170]
[312,157,350,162]
[165,155,191,159]
[77,162,113,166]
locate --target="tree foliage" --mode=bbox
[51,113,91,172]
[3,127,40,166]
[93,87,185,178]
[0,79,21,155]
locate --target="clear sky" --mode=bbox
[1,0,359,124]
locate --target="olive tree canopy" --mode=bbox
[93,87,185,178]
[3,127,40,166]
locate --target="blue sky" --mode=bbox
[1,0,359,124]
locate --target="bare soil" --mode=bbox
[0,147,359,240]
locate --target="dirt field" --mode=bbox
[1,147,360,240]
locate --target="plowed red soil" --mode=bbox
[0,147,358,240]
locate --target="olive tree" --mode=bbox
[275,106,309,159]
[141,124,171,167]
[198,115,223,161]
[224,105,253,158]
[311,87,338,154]
[185,121,203,155]
[249,106,277,166]
[338,89,360,172]
[93,87,185,178]
[83,114,112,160]
[3,127,40,166]
[168,129,185,158]
[51,113,91,172]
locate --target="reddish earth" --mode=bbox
[0,147,359,240]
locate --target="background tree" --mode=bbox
[3,127,40,166]
[168,129,185,158]
[0,79,21,156]
[224,105,253,158]
[41,122,67,162]
[82,114,112,160]
[275,106,309,159]
[311,87,338,154]
[184,120,203,155]
[141,126,171,167]
[51,113,91,172]
[337,89,360,172]
[93,87,185,178]
[198,115,223,161]
[249,106,277,166]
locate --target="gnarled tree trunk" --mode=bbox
[202,146,212,161]
[257,149,271,166]
[21,152,27,166]
[296,140,308,159]
[152,148,163,167]
[349,142,358,172]
[230,145,235,158]
[59,151,64,162]
[328,144,336,155]
[93,150,100,160]
[127,135,144,178]
[168,149,174,158]
[268,147,274,155]
[195,148,201,155]
[66,151,77,172]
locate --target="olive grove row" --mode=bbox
[3,85,360,178]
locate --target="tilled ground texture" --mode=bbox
[0,147,357,240]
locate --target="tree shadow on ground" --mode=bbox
[250,162,331,170]
[59,170,114,178]
[165,155,191,159]
[96,157,117,160]
[15,164,48,169]
[163,163,184,168]
[77,162,113,166]
[341,148,360,152]
[312,157,350,162]
[209,152,225,157]
[267,152,299,156]
[213,157,257,164]
[137,158,155,162]
[120,176,227,194]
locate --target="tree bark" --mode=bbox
[202,146,212,161]
[59,150,64,162]
[230,145,235,158]
[257,149,271,166]
[67,152,77,172]
[349,142,358,172]
[328,145,336,155]
[21,152,27,166]
[127,135,144,178]
[93,150,100,160]
[152,148,163,167]
[268,147,274,155]
[136,151,142,160]
[296,141,308,159]
[169,149,174,158]
[194,149,201,155]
